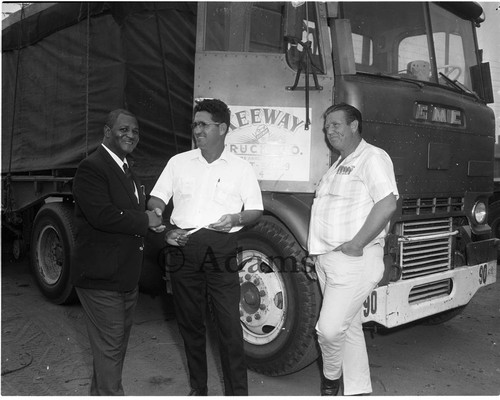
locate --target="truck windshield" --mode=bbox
[341,2,479,92]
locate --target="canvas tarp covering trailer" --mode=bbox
[2,2,196,185]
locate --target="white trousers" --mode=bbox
[315,244,384,395]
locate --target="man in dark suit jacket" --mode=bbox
[71,109,163,395]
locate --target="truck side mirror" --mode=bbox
[470,62,494,104]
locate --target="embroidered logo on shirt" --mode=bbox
[337,165,355,175]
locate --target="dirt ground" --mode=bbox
[1,248,499,396]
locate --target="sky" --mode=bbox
[1,1,21,18]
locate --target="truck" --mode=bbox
[2,2,497,377]
[489,143,500,242]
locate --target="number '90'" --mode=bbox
[479,264,488,285]
[363,291,377,317]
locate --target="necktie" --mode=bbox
[123,163,135,193]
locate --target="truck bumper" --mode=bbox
[363,260,497,327]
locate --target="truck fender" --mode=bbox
[261,192,314,250]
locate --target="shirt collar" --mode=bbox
[338,139,366,165]
[102,143,128,169]
[352,138,367,157]
[191,147,230,164]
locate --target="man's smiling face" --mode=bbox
[104,113,140,159]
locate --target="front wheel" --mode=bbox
[30,202,77,304]
[237,216,321,376]
[488,200,500,260]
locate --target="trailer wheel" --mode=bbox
[30,203,77,304]
[237,216,321,376]
[12,238,27,261]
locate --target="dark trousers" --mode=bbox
[76,286,138,395]
[169,230,248,396]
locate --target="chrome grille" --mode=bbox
[399,218,453,279]
[402,197,464,216]
[409,279,452,304]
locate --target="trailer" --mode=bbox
[2,2,497,376]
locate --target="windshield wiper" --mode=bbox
[438,72,480,100]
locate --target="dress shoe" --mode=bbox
[321,376,340,396]
[188,387,208,396]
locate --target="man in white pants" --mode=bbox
[308,103,398,395]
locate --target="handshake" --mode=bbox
[146,207,166,233]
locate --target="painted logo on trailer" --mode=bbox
[226,106,311,182]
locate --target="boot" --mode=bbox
[321,375,340,396]
[188,387,208,396]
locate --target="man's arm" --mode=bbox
[147,196,167,232]
[237,210,263,226]
[168,210,263,245]
[336,193,397,256]
[209,209,263,231]
[147,195,166,214]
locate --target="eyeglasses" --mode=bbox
[191,121,221,130]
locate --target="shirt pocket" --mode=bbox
[213,181,238,205]
[178,177,195,200]
[328,172,355,196]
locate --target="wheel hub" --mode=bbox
[37,225,63,285]
[238,250,286,345]
[241,282,261,313]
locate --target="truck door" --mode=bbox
[194,2,333,193]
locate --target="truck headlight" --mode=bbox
[472,201,487,224]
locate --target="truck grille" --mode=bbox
[402,197,464,216]
[408,279,452,304]
[399,218,453,279]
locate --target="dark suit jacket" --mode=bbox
[71,145,149,291]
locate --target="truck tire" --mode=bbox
[488,200,500,238]
[487,200,500,260]
[237,216,321,376]
[30,203,77,305]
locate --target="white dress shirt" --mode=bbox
[150,148,263,232]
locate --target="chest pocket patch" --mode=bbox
[178,177,195,200]
[214,181,237,205]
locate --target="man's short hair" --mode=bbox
[105,109,136,129]
[194,99,231,130]
[323,103,362,134]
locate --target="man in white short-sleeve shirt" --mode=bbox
[148,99,263,396]
[150,145,262,234]
[308,103,398,396]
